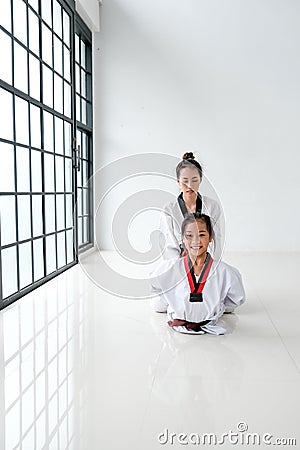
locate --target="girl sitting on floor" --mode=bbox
[150,213,245,334]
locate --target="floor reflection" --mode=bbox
[149,313,243,407]
[0,285,89,450]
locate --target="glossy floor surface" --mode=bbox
[0,251,300,450]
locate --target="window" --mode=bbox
[75,18,93,251]
[0,0,93,310]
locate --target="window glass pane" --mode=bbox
[77,131,82,152]
[30,104,41,149]
[28,0,38,11]
[81,69,86,98]
[77,189,82,216]
[76,94,80,121]
[64,122,72,157]
[65,194,72,228]
[28,8,40,55]
[32,195,43,236]
[65,159,72,192]
[86,73,91,100]
[43,111,54,152]
[54,74,63,113]
[1,246,18,298]
[44,153,54,192]
[82,132,87,159]
[43,64,53,108]
[75,65,80,94]
[14,42,28,94]
[63,46,70,82]
[63,10,70,47]
[16,147,30,192]
[87,102,91,127]
[46,234,56,274]
[81,99,87,125]
[0,31,12,84]
[33,239,44,281]
[33,238,44,281]
[0,0,12,32]
[45,194,55,233]
[54,35,62,75]
[54,116,63,154]
[0,89,13,141]
[78,217,82,246]
[64,82,71,118]
[55,156,64,192]
[75,34,79,63]
[19,242,32,289]
[77,167,82,188]
[0,196,16,246]
[53,0,62,37]
[83,217,88,243]
[15,96,29,145]
[18,195,31,241]
[56,194,65,230]
[31,150,42,192]
[83,188,89,215]
[42,24,53,67]
[41,0,52,27]
[81,41,86,69]
[82,160,88,187]
[29,54,40,101]
[0,142,15,192]
[66,229,73,264]
[13,0,27,45]
[57,231,66,269]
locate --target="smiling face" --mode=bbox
[183,219,212,258]
[177,166,201,196]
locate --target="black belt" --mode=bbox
[168,319,211,332]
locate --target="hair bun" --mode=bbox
[182,152,195,160]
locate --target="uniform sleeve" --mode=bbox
[211,198,222,223]
[149,267,162,294]
[158,209,181,260]
[149,262,170,313]
[223,267,246,313]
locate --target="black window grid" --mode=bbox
[76,130,92,249]
[75,18,93,252]
[75,26,92,127]
[0,0,79,310]
[0,1,72,116]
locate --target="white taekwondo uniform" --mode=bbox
[159,193,223,260]
[150,254,245,335]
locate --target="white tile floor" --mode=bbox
[0,251,300,450]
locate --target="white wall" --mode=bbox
[93,0,300,251]
[76,0,100,32]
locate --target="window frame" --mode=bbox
[0,0,92,310]
[75,15,94,253]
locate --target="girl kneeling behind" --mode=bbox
[150,213,245,334]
